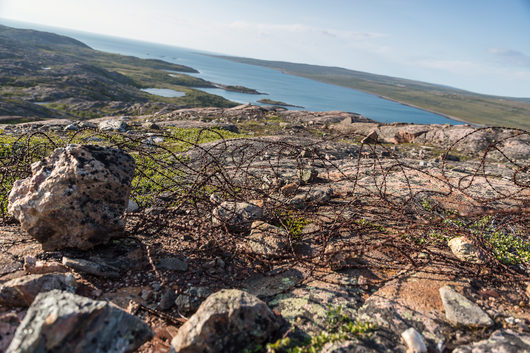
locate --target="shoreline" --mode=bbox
[371,93,483,127]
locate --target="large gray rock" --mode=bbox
[170,289,280,353]
[8,144,135,250]
[439,286,493,327]
[0,273,76,307]
[6,290,153,353]
[452,330,530,353]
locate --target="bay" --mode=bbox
[1,19,461,125]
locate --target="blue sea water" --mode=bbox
[1,19,461,125]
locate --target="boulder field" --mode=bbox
[0,104,528,353]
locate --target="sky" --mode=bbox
[1,0,529,97]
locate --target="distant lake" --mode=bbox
[141,88,185,97]
[1,19,462,125]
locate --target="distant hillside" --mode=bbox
[0,24,90,49]
[215,55,530,130]
[0,24,237,121]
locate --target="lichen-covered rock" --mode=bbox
[448,237,486,264]
[0,273,77,307]
[297,168,318,184]
[170,289,280,353]
[246,221,289,256]
[212,201,263,226]
[98,119,129,132]
[6,290,153,353]
[452,330,530,353]
[8,144,135,250]
[439,285,492,327]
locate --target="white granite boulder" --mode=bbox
[8,144,135,250]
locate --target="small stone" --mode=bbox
[441,153,460,161]
[174,287,212,315]
[362,130,378,144]
[127,199,139,212]
[6,290,153,353]
[440,285,493,327]
[297,168,318,184]
[142,122,160,130]
[24,258,69,275]
[98,119,129,132]
[158,257,188,272]
[300,148,311,158]
[212,201,263,226]
[0,273,77,307]
[306,187,333,204]
[63,123,79,132]
[448,237,486,264]
[401,327,427,353]
[159,288,176,311]
[141,288,154,301]
[281,182,299,196]
[62,257,120,278]
[215,257,225,269]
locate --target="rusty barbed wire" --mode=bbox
[0,126,528,295]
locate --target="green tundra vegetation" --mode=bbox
[0,24,239,121]
[0,126,245,215]
[216,55,530,131]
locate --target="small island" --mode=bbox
[214,84,266,95]
[257,98,304,108]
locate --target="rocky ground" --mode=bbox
[0,104,529,353]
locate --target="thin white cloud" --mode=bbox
[488,48,530,67]
[228,21,387,40]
